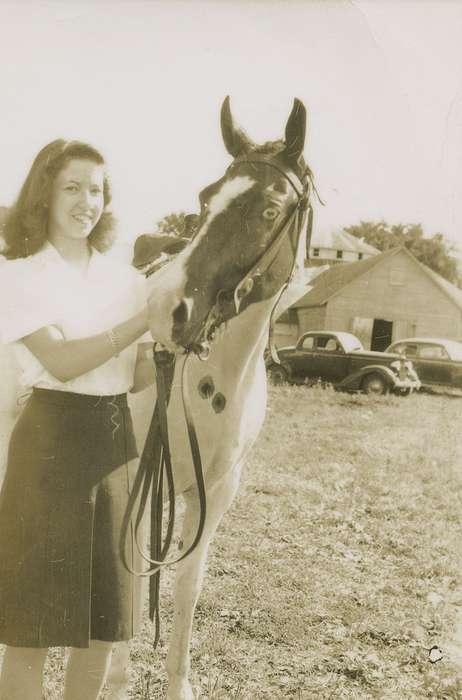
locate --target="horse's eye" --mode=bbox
[262,207,279,221]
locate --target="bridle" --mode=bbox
[120,152,314,646]
[189,153,313,361]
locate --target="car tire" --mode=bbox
[361,373,388,395]
[268,365,289,385]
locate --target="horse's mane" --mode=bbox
[252,139,286,156]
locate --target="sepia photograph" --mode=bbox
[0,1,461,698]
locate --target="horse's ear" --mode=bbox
[283,98,307,163]
[220,96,255,157]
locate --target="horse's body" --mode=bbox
[105,97,316,700]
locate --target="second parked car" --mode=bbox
[266,331,421,395]
[386,337,462,390]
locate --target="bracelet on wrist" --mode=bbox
[107,328,121,357]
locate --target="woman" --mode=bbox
[0,140,155,699]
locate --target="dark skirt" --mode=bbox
[0,388,146,648]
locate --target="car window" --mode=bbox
[448,343,462,361]
[402,344,419,357]
[300,336,315,350]
[317,337,341,352]
[325,339,339,352]
[417,344,449,359]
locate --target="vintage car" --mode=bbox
[386,337,462,391]
[266,331,421,395]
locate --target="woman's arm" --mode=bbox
[22,308,149,383]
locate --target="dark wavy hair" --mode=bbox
[3,139,117,259]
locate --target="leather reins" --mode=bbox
[120,154,312,647]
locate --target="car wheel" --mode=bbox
[361,373,388,395]
[268,365,289,385]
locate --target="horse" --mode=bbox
[106,96,318,700]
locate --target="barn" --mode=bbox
[279,246,462,351]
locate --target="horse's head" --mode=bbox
[140,97,314,353]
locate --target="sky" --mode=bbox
[0,0,461,255]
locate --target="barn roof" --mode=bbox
[293,248,394,307]
[419,262,462,310]
[293,246,462,311]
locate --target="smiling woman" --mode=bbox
[2,140,116,260]
[0,139,155,700]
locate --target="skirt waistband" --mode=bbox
[32,387,129,410]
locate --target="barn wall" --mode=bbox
[296,306,327,334]
[325,250,462,343]
[273,322,299,348]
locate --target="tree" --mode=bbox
[155,211,199,239]
[156,211,187,236]
[345,221,462,287]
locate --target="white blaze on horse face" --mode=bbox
[145,176,256,349]
[203,175,255,230]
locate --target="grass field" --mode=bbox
[40,387,462,697]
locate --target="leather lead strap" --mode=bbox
[120,348,207,648]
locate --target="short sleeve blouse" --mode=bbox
[0,242,148,395]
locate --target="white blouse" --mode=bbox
[0,242,148,396]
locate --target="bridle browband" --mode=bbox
[120,152,314,647]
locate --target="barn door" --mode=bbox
[371,319,393,352]
[350,317,374,349]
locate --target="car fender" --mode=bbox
[337,364,397,390]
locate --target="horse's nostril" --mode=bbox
[172,299,192,329]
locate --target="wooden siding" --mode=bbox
[296,306,327,335]
[273,323,299,347]
[324,249,462,342]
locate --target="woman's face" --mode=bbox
[47,158,105,244]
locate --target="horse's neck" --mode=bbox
[208,296,275,376]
